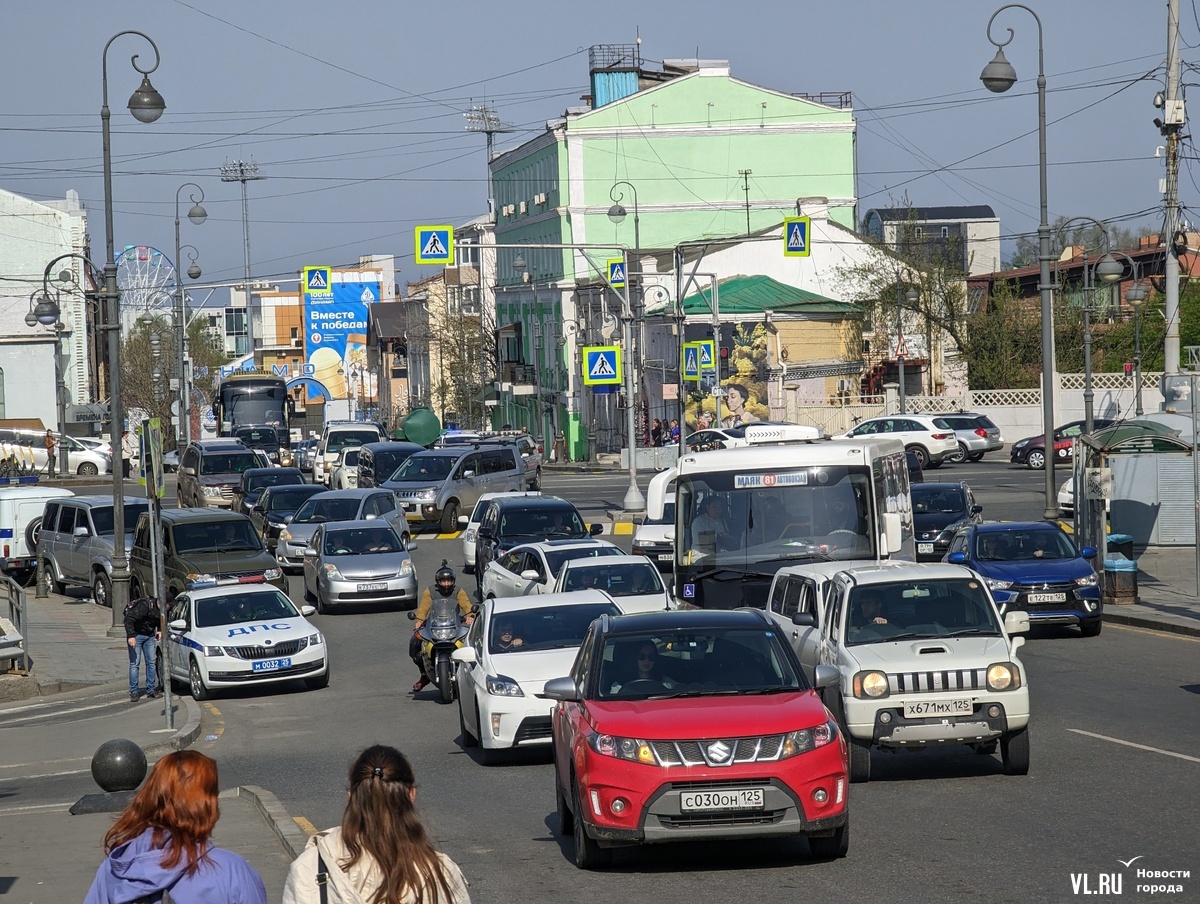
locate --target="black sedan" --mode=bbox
[1009,419,1114,470]
[248,483,327,550]
[912,482,982,562]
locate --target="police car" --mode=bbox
[163,577,330,700]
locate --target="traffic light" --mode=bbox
[1124,362,1133,377]
[719,346,730,379]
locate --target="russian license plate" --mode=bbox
[1027,592,1066,603]
[402,503,417,512]
[904,698,973,718]
[252,658,291,672]
[657,553,673,561]
[357,582,388,592]
[917,543,934,554]
[679,788,765,812]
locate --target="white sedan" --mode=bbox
[479,538,622,599]
[552,554,674,613]
[452,592,621,764]
[163,580,329,701]
[1058,476,1075,514]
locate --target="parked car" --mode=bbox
[547,608,849,869]
[250,484,327,551]
[329,448,360,490]
[176,439,262,508]
[684,426,748,451]
[474,495,602,579]
[911,482,983,562]
[632,498,675,572]
[947,521,1102,636]
[313,423,384,486]
[129,508,286,600]
[453,592,623,764]
[479,538,622,600]
[276,488,410,572]
[76,436,113,458]
[0,486,74,585]
[0,427,110,476]
[460,491,543,574]
[839,414,958,469]
[301,519,417,613]
[163,581,328,700]
[386,444,526,534]
[230,467,305,516]
[936,412,1004,463]
[37,495,149,606]
[552,554,673,612]
[162,449,180,473]
[356,441,425,488]
[1009,419,1116,470]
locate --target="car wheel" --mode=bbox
[1079,617,1103,637]
[1001,726,1030,775]
[24,517,42,553]
[77,461,99,476]
[305,661,330,690]
[572,782,612,870]
[848,734,872,783]
[531,467,542,490]
[440,502,459,534]
[947,442,968,465]
[968,451,985,462]
[303,580,315,603]
[476,706,499,766]
[808,816,850,859]
[189,659,210,701]
[556,771,574,835]
[905,445,928,469]
[130,577,144,599]
[93,571,112,608]
[459,696,478,748]
[42,560,65,595]
[436,658,454,705]
[1026,449,1046,470]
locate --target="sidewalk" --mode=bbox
[1107,546,1200,637]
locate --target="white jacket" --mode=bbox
[282,827,471,904]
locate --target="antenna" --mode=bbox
[465,104,516,218]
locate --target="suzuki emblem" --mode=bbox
[707,741,732,763]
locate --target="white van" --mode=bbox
[0,427,111,476]
[0,486,75,584]
[313,423,383,486]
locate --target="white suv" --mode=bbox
[840,415,958,469]
[784,562,1031,783]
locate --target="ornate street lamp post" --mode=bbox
[174,183,206,446]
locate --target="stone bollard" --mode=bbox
[69,738,148,815]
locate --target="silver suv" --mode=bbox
[38,496,150,607]
[384,444,525,533]
[934,412,1004,464]
[177,439,263,508]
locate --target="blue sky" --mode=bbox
[4,1,1181,298]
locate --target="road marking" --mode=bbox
[0,801,72,815]
[0,756,90,771]
[435,531,461,540]
[1108,623,1200,643]
[10,768,90,780]
[612,522,634,535]
[204,703,222,717]
[294,816,318,836]
[0,699,128,726]
[1068,728,1200,764]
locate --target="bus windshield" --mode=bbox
[217,379,288,432]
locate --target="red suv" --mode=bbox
[545,609,849,869]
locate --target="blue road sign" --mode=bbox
[784,216,811,257]
[415,225,455,265]
[682,342,701,381]
[697,339,716,370]
[582,345,621,386]
[607,259,626,289]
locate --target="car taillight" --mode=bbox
[933,432,954,440]
[974,428,988,437]
[537,445,543,454]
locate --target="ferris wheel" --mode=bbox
[116,244,177,321]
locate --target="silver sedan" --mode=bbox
[301,520,417,613]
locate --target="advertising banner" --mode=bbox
[303,269,378,402]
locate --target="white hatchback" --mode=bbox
[839,414,958,470]
[479,538,622,599]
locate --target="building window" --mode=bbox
[915,227,924,238]
[941,226,949,238]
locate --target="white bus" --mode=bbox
[645,424,915,609]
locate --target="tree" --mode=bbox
[1004,218,1148,269]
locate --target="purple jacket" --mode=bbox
[83,827,267,904]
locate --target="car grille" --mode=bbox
[649,735,785,768]
[227,638,307,660]
[208,658,323,681]
[1011,581,1079,612]
[216,569,267,581]
[657,811,786,829]
[889,668,988,694]
[513,717,553,743]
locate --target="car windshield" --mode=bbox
[561,562,664,596]
[327,430,380,454]
[543,545,624,577]
[90,504,149,536]
[390,455,456,482]
[597,628,804,700]
[488,602,619,655]
[370,449,416,477]
[265,487,324,511]
[911,486,966,514]
[323,526,401,555]
[234,427,281,450]
[292,497,361,523]
[194,589,299,628]
[975,529,1077,561]
[844,578,1003,646]
[173,519,262,553]
[247,471,303,492]
[201,452,262,476]
[499,507,586,538]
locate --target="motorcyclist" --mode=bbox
[411,560,474,693]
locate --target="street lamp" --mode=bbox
[982,4,1057,521]
[174,183,206,446]
[101,30,166,627]
[25,292,69,478]
[895,268,918,414]
[511,254,549,447]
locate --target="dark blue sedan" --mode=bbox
[946,522,1101,636]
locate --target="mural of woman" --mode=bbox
[721,383,760,428]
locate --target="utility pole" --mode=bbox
[221,160,265,359]
[465,104,514,219]
[1162,0,1184,374]
[739,169,753,236]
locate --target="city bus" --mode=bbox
[213,372,290,437]
[645,424,914,609]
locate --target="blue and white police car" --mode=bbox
[164,577,330,700]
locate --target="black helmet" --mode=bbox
[435,560,456,595]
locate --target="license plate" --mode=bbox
[357,582,388,592]
[679,788,765,812]
[252,658,291,672]
[1027,592,1066,603]
[917,543,934,554]
[402,503,417,512]
[903,698,973,718]
[657,553,673,561]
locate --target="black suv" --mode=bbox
[230,467,305,515]
[177,439,263,508]
[129,508,287,599]
[911,481,983,562]
[474,495,601,578]
[356,441,426,488]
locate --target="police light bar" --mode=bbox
[186,571,278,590]
[743,424,824,444]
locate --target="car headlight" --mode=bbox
[186,572,216,585]
[268,521,285,530]
[398,560,414,576]
[307,632,324,646]
[780,721,838,758]
[588,732,656,764]
[202,645,225,657]
[852,670,890,699]
[279,528,292,541]
[485,674,525,697]
[632,538,651,548]
[322,563,344,580]
[1014,439,1029,449]
[985,577,1013,590]
[986,661,1022,691]
[202,485,224,497]
[464,528,477,542]
[1074,574,1098,587]
[264,568,282,581]
[416,488,437,501]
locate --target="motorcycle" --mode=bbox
[408,600,470,704]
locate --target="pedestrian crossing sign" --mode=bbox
[582,345,621,386]
[697,339,716,370]
[607,259,626,289]
[415,225,455,265]
[783,216,811,257]
[303,266,332,297]
[682,342,701,381]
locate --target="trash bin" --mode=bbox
[1103,553,1138,606]
[1107,533,1134,560]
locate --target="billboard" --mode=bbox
[303,268,379,402]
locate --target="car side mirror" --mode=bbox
[589,523,603,536]
[451,647,477,663]
[520,569,540,581]
[181,466,196,477]
[302,547,317,557]
[1080,546,1097,559]
[947,551,967,565]
[458,514,469,527]
[478,528,493,540]
[882,512,902,554]
[791,612,815,627]
[541,676,580,702]
[73,525,90,538]
[971,505,983,515]
[283,514,294,524]
[812,664,839,689]
[364,513,377,520]
[300,605,316,616]
[168,619,187,631]
[1004,610,1030,635]
[463,469,476,479]
[251,505,264,515]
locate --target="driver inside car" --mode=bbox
[690,496,734,557]
[608,641,678,695]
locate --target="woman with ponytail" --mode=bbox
[283,745,470,904]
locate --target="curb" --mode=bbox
[1103,610,1200,638]
[152,694,203,753]
[223,784,310,859]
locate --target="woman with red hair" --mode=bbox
[83,750,266,904]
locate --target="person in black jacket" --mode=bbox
[124,596,161,703]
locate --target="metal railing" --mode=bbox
[1,573,30,673]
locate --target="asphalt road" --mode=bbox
[182,458,1199,903]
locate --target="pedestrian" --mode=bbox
[43,429,58,477]
[282,744,471,904]
[124,594,161,703]
[669,419,681,444]
[83,750,268,904]
[120,429,133,479]
[650,418,663,447]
